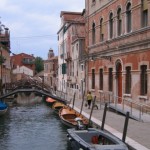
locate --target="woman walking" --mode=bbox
[86,91,93,109]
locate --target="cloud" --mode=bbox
[0,0,85,59]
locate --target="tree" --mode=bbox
[34,57,44,73]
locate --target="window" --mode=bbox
[126,3,131,33]
[117,8,122,36]
[100,18,104,41]
[142,0,148,27]
[92,22,96,44]
[99,69,103,90]
[140,65,147,95]
[109,68,113,91]
[81,64,84,71]
[125,66,131,94]
[109,13,113,39]
[92,69,95,89]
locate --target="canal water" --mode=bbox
[0,102,71,150]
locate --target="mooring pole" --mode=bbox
[101,103,107,130]
[80,91,85,115]
[88,96,96,128]
[122,111,130,143]
[72,92,76,109]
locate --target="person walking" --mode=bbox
[86,91,93,109]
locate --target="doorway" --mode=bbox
[116,61,122,103]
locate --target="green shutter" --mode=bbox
[62,63,66,74]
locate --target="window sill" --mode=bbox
[138,95,148,101]
[123,94,131,97]
[90,89,95,92]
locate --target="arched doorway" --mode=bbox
[116,61,122,103]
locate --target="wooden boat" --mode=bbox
[67,128,129,150]
[45,97,56,106]
[59,106,88,128]
[52,101,65,114]
[0,101,8,116]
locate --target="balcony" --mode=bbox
[67,76,71,82]
[64,52,72,62]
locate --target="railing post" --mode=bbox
[139,105,142,120]
[99,92,102,109]
[131,102,132,115]
[122,97,124,112]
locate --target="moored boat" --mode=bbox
[67,128,129,150]
[52,101,65,114]
[0,101,8,116]
[59,106,88,128]
[45,97,56,106]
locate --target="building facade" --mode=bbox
[11,53,35,81]
[57,11,85,99]
[0,22,11,94]
[85,0,150,103]
[44,49,58,91]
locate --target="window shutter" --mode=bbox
[143,0,148,10]
[62,63,66,74]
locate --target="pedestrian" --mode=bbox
[86,91,93,109]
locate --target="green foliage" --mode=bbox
[35,57,44,73]
[0,55,6,65]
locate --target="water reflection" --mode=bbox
[0,103,71,150]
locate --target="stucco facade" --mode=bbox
[57,11,85,99]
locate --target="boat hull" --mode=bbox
[0,108,8,116]
[0,101,8,116]
[59,107,88,128]
[67,128,128,150]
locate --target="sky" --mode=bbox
[0,0,85,59]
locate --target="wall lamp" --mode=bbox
[101,56,111,61]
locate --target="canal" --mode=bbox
[0,102,71,150]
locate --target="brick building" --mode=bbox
[11,53,35,81]
[84,0,150,103]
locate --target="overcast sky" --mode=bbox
[0,0,85,59]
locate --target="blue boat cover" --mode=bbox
[0,101,8,110]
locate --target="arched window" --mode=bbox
[142,0,148,27]
[92,22,96,44]
[100,18,104,41]
[117,8,122,36]
[126,3,131,33]
[109,13,113,39]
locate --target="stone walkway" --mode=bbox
[71,99,150,150]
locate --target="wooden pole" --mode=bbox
[101,103,107,130]
[72,92,76,109]
[122,111,129,142]
[88,96,96,128]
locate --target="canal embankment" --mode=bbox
[71,99,150,150]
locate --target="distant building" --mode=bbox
[11,53,35,81]
[44,49,58,91]
[0,22,11,94]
